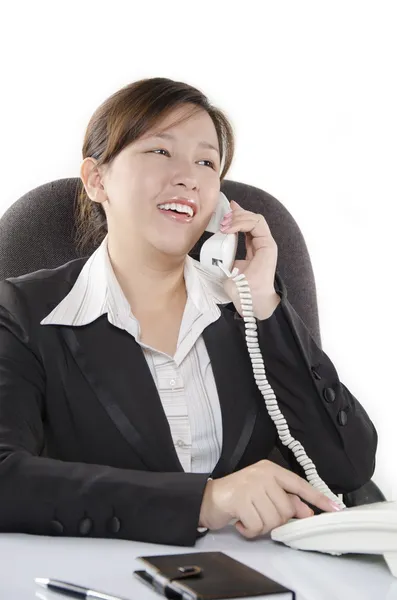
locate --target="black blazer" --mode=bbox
[0,257,377,546]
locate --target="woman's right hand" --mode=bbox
[198,459,342,538]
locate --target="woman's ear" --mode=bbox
[80,158,107,204]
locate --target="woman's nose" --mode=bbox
[170,161,199,190]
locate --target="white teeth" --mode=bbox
[158,202,194,217]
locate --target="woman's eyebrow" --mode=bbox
[142,132,220,154]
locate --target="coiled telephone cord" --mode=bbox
[219,263,345,509]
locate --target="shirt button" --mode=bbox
[176,439,185,448]
[170,379,176,387]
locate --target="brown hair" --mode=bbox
[75,77,235,254]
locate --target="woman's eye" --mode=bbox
[148,150,215,169]
[198,159,216,169]
[150,148,170,157]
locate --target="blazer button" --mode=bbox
[79,517,93,535]
[50,520,64,535]
[323,387,336,403]
[311,366,322,380]
[108,516,121,534]
[337,410,348,426]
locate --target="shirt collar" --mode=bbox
[40,235,231,328]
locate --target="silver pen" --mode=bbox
[35,578,129,600]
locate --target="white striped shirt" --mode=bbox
[41,235,232,473]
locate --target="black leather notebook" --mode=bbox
[134,551,295,599]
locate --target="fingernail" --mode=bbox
[221,212,233,222]
[329,501,343,511]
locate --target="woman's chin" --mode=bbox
[145,223,205,260]
[149,229,199,255]
[152,240,193,259]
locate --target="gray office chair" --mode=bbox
[0,177,384,507]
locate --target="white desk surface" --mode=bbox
[1,527,397,600]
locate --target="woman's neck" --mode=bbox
[106,237,187,314]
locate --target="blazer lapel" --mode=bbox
[60,316,183,473]
[203,309,259,478]
[59,306,259,478]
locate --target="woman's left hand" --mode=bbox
[220,200,281,320]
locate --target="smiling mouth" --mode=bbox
[157,202,195,218]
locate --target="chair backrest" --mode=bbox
[0,177,322,346]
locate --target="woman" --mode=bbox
[0,77,377,546]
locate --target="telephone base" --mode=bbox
[384,553,397,578]
[271,501,397,577]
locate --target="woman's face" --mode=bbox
[94,104,222,258]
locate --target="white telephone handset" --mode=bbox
[199,192,238,277]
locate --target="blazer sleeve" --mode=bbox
[245,272,377,494]
[0,280,208,545]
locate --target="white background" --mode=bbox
[1,0,396,498]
